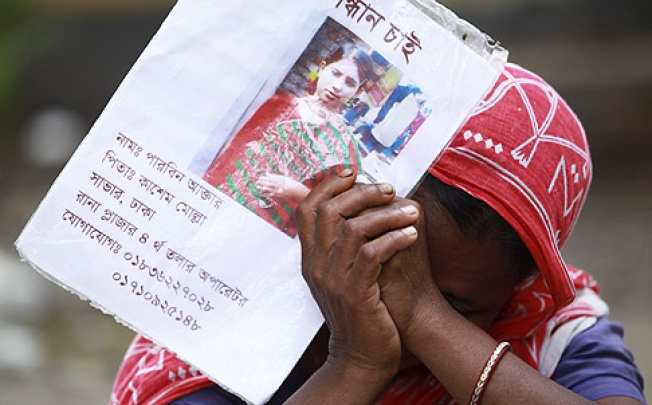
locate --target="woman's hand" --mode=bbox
[290,169,419,402]
[376,199,447,352]
[257,173,310,200]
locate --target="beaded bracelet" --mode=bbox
[468,341,511,405]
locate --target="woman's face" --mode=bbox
[315,58,361,110]
[412,184,520,331]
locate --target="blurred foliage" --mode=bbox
[0,0,38,129]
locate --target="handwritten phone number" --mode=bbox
[123,251,214,313]
[112,271,201,331]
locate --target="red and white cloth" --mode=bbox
[377,63,604,404]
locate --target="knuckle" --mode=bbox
[296,205,317,232]
[340,219,362,239]
[296,205,308,224]
[296,199,310,219]
[311,271,324,288]
[316,200,337,220]
[358,243,380,264]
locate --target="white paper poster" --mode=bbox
[16,1,505,403]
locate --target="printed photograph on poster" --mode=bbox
[194,17,433,237]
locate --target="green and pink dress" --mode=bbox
[203,94,362,237]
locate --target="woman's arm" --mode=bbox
[378,214,644,405]
[400,301,643,404]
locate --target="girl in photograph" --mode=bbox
[202,45,372,237]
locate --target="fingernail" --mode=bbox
[378,183,394,194]
[401,205,418,216]
[338,168,354,178]
[402,226,417,237]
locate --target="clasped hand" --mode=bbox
[296,169,440,378]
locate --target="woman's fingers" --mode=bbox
[346,225,418,292]
[301,181,419,290]
[328,201,420,282]
[344,201,419,241]
[310,181,400,269]
[296,169,357,264]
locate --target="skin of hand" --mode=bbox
[256,173,310,201]
[373,198,446,349]
[288,169,420,403]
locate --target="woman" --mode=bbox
[110,64,645,404]
[202,46,370,237]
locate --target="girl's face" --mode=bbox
[315,58,361,110]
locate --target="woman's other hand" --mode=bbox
[376,198,446,353]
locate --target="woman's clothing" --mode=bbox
[553,317,645,402]
[166,317,645,405]
[168,363,307,405]
[203,94,362,237]
[110,268,646,405]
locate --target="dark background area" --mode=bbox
[0,1,649,403]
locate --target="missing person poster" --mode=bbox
[16,1,506,403]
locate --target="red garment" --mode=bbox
[110,336,214,405]
[203,94,361,237]
[111,64,600,405]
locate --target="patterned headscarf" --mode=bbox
[430,62,592,310]
[111,63,603,405]
[378,63,604,404]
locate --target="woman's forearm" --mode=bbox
[405,302,594,405]
[286,359,394,405]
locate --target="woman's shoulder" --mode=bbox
[553,317,646,403]
[168,386,244,405]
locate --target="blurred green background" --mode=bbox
[0,0,649,403]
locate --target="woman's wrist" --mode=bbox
[400,290,458,356]
[326,353,398,383]
[287,356,396,404]
[321,356,396,401]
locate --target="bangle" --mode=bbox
[468,341,511,405]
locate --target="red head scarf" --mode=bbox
[378,63,603,404]
[431,62,592,310]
